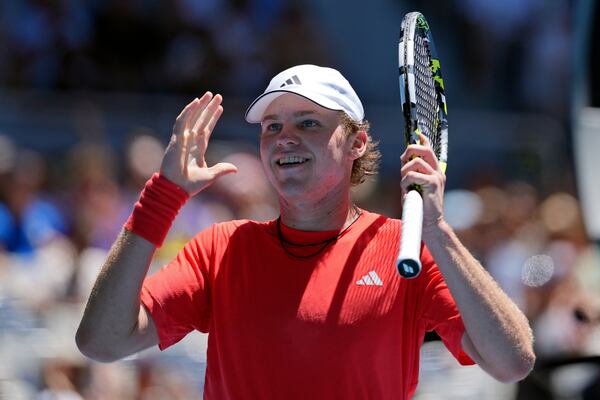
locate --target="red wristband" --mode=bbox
[124,173,189,247]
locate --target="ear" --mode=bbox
[349,130,368,160]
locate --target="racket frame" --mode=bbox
[396,12,448,278]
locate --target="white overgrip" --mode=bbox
[397,189,423,278]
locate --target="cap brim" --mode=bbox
[244,88,344,123]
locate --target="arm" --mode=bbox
[423,221,535,382]
[76,92,237,362]
[76,231,158,361]
[400,134,535,382]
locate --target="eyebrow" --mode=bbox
[261,110,320,123]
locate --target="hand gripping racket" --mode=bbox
[397,12,448,278]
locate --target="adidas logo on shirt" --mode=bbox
[356,271,383,286]
[280,75,302,87]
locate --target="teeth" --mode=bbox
[277,156,307,165]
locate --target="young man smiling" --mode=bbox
[77,65,535,399]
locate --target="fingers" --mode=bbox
[180,127,193,174]
[208,162,238,179]
[172,97,200,136]
[185,162,237,196]
[400,156,435,177]
[171,93,224,148]
[401,170,440,193]
[168,93,212,154]
[400,138,439,171]
[170,92,224,168]
[173,93,212,136]
[190,94,223,140]
[400,148,445,195]
[193,103,223,154]
[188,95,224,166]
[206,105,224,135]
[161,93,234,195]
[161,93,216,181]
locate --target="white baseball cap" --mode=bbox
[245,64,364,123]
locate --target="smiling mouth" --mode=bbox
[276,156,310,167]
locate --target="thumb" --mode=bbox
[208,162,238,179]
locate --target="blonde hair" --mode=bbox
[341,113,381,186]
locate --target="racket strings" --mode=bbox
[414,35,442,157]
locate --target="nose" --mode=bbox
[276,125,300,147]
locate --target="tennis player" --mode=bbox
[77,65,535,399]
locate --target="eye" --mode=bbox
[262,122,282,135]
[300,119,320,128]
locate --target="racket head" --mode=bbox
[399,12,448,173]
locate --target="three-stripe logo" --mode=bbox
[280,75,302,87]
[356,271,383,286]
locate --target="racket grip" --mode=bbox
[396,190,423,278]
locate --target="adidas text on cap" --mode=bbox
[245,64,364,123]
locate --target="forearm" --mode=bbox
[76,229,157,361]
[423,220,535,381]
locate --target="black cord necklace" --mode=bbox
[276,207,362,259]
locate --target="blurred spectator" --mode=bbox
[60,141,130,304]
[135,361,197,400]
[0,145,67,255]
[123,129,165,191]
[66,142,128,251]
[81,362,137,399]
[485,182,545,310]
[209,151,278,221]
[0,134,17,176]
[37,358,85,400]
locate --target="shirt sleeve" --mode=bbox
[140,229,213,350]
[419,246,475,365]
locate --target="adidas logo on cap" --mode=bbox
[280,75,302,87]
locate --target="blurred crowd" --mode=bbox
[0,0,333,96]
[0,0,571,116]
[0,0,597,399]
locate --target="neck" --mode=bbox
[278,192,358,231]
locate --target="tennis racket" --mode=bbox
[396,12,448,278]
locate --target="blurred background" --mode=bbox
[0,0,599,399]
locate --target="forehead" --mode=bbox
[262,93,337,121]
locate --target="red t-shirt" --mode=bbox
[141,210,474,399]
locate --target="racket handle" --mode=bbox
[396,190,423,278]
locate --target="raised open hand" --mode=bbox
[160,92,237,196]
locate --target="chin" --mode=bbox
[274,182,309,200]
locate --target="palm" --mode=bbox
[160,93,237,196]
